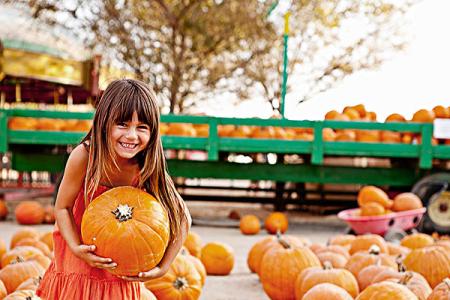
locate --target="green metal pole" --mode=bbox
[280,12,291,119]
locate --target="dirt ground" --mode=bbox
[0,200,349,300]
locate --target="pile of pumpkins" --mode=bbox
[0,226,235,300]
[8,104,450,145]
[246,230,450,299]
[0,227,54,299]
[0,200,55,225]
[355,185,423,217]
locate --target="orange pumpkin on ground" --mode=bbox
[295,262,359,299]
[39,231,54,251]
[200,242,234,276]
[183,231,202,258]
[403,246,450,288]
[14,238,52,257]
[260,237,321,300]
[349,234,389,255]
[264,212,288,234]
[0,260,44,294]
[400,233,434,249]
[345,245,396,277]
[316,251,348,268]
[328,234,356,249]
[81,186,170,276]
[15,277,41,291]
[375,271,432,300]
[357,262,394,291]
[355,281,418,300]
[427,278,450,300]
[145,255,202,300]
[0,239,6,261]
[357,186,393,209]
[10,227,40,249]
[301,283,353,300]
[392,192,423,212]
[1,246,44,268]
[14,201,45,225]
[247,235,310,274]
[140,287,157,300]
[239,214,261,235]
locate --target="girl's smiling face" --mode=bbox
[111,111,150,160]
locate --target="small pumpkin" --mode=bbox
[427,278,450,300]
[14,201,45,225]
[360,202,385,216]
[145,255,202,300]
[295,262,359,299]
[81,186,170,276]
[349,234,389,255]
[1,246,44,268]
[355,281,418,300]
[392,193,423,212]
[345,245,396,277]
[264,212,288,234]
[10,227,40,249]
[400,233,434,249]
[328,234,356,249]
[357,186,393,209]
[301,283,353,300]
[239,214,261,235]
[183,231,202,258]
[39,231,54,251]
[200,242,234,276]
[15,277,41,291]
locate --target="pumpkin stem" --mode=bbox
[322,261,333,270]
[398,271,414,285]
[173,277,189,290]
[111,204,134,222]
[395,254,406,272]
[368,244,381,255]
[11,256,25,264]
[276,231,291,249]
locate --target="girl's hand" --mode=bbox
[120,266,169,282]
[71,244,117,270]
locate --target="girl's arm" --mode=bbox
[55,144,116,270]
[121,201,192,281]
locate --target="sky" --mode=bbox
[210,0,449,121]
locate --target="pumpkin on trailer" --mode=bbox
[392,192,423,212]
[239,214,261,235]
[81,186,170,276]
[264,212,288,234]
[145,255,202,300]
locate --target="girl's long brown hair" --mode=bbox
[81,79,186,243]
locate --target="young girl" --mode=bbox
[37,79,192,299]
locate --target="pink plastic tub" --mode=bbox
[337,207,427,235]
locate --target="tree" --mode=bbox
[6,0,418,115]
[243,0,419,114]
[10,0,278,113]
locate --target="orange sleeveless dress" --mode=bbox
[36,184,141,300]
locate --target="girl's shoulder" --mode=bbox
[65,144,89,172]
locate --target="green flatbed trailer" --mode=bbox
[1,109,449,208]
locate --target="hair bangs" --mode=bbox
[111,85,154,128]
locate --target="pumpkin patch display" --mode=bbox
[183,231,203,258]
[81,186,170,276]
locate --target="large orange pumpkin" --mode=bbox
[81,186,170,276]
[14,201,45,225]
[264,212,288,234]
[145,255,202,300]
[400,233,434,249]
